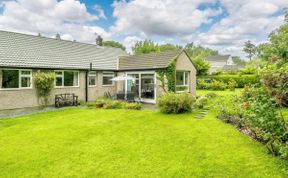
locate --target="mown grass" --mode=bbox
[0,108,288,177]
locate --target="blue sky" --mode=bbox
[0,0,287,58]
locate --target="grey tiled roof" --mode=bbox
[205,55,231,62]
[0,30,127,70]
[118,50,182,70]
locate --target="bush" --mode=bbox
[103,100,123,109]
[199,74,260,88]
[209,80,227,90]
[157,93,195,114]
[33,72,55,107]
[123,102,142,110]
[205,92,217,98]
[195,97,208,109]
[227,79,237,91]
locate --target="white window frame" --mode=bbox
[176,71,189,93]
[88,71,97,86]
[102,72,115,86]
[54,70,79,88]
[0,68,32,90]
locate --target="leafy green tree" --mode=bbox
[159,44,182,52]
[103,40,126,51]
[185,43,218,58]
[243,40,256,61]
[133,40,160,54]
[192,57,210,76]
[232,56,246,65]
[257,11,288,63]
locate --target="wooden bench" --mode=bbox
[55,93,78,108]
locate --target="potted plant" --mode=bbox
[95,99,105,108]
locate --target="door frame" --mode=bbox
[125,71,156,104]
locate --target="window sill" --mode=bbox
[0,87,33,91]
[88,85,97,88]
[102,85,115,87]
[54,86,80,89]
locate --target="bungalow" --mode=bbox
[205,55,246,72]
[0,30,196,112]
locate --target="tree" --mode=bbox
[192,58,210,76]
[243,40,256,60]
[38,33,42,37]
[132,40,160,54]
[257,11,288,63]
[96,35,103,46]
[185,43,218,58]
[103,40,126,51]
[159,44,182,52]
[232,56,246,65]
[55,33,61,40]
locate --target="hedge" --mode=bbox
[199,75,260,88]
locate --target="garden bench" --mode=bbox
[55,93,78,108]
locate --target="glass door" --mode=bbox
[140,74,155,101]
[127,74,140,100]
[126,72,155,103]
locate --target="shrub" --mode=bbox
[261,64,288,107]
[123,102,142,110]
[240,65,258,75]
[33,72,55,107]
[195,97,208,109]
[157,93,195,114]
[214,95,244,127]
[200,75,260,88]
[197,79,209,89]
[103,100,123,109]
[227,79,237,91]
[209,80,227,90]
[205,92,217,98]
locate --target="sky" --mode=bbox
[0,0,287,58]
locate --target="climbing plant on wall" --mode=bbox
[34,71,55,107]
[156,58,177,93]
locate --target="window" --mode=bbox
[102,72,114,86]
[176,71,189,92]
[88,71,97,86]
[1,69,32,89]
[55,71,79,87]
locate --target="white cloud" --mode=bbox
[122,35,143,53]
[191,0,288,58]
[0,0,109,43]
[110,0,220,36]
[110,0,287,58]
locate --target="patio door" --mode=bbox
[126,72,156,103]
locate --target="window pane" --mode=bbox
[185,72,189,85]
[2,70,19,88]
[176,72,184,85]
[89,76,96,85]
[21,77,31,88]
[21,70,31,75]
[56,77,63,86]
[64,71,78,86]
[103,76,113,85]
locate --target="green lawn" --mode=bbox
[1,109,288,177]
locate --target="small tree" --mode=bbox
[243,40,256,61]
[34,72,55,107]
[192,58,210,76]
[103,40,126,51]
[132,40,160,54]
